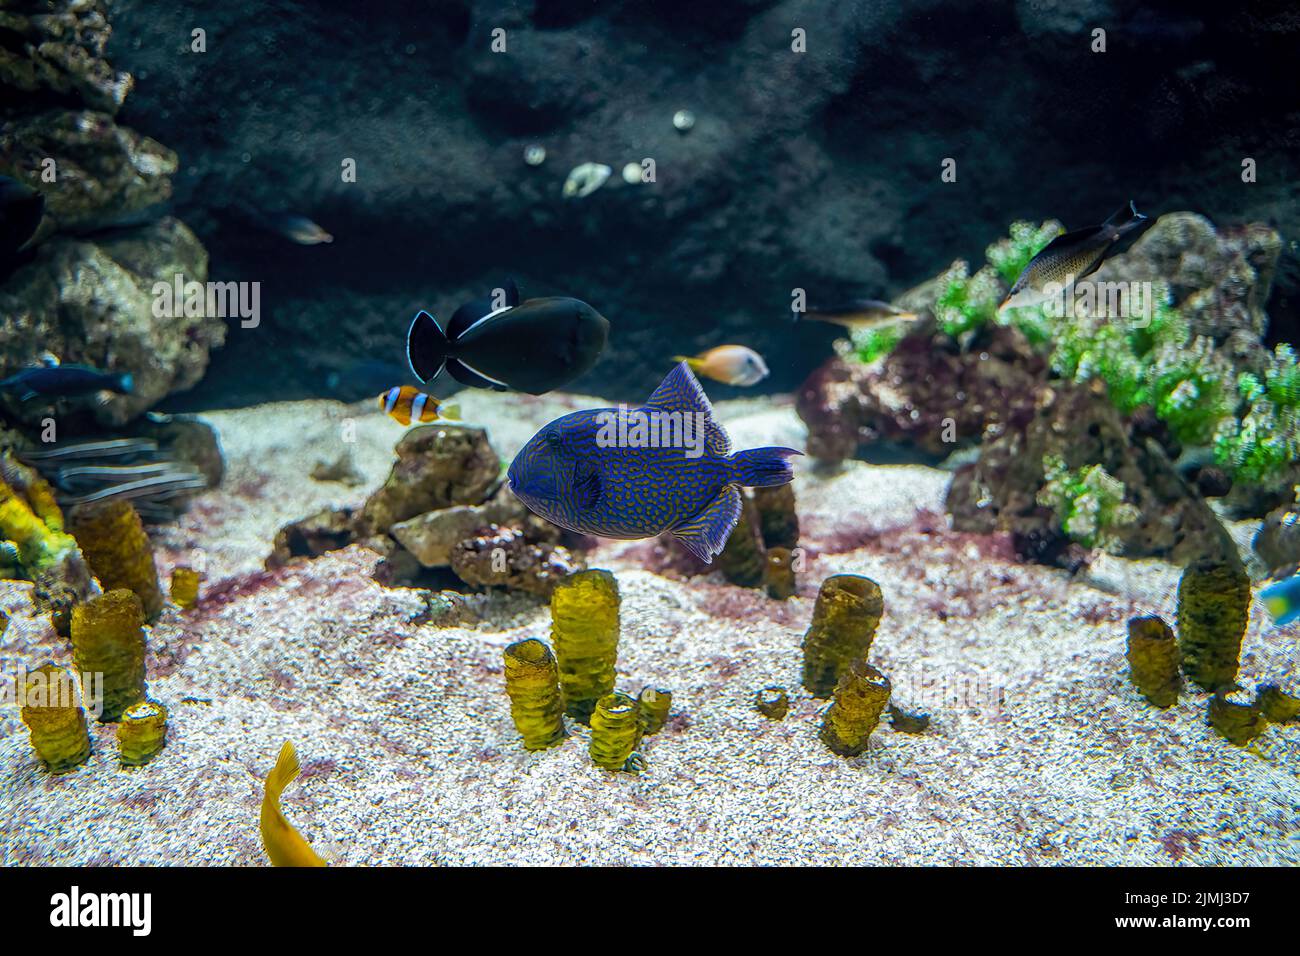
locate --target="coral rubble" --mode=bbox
[755,686,789,720]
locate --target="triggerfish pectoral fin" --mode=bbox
[671,485,742,564]
[1260,574,1300,628]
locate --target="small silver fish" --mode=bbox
[273,214,333,245]
[65,471,206,506]
[1000,201,1149,311]
[19,438,159,463]
[562,163,611,199]
[797,299,921,333]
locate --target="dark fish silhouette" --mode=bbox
[1000,201,1149,310]
[508,362,799,563]
[406,280,608,395]
[0,175,44,260]
[0,363,133,402]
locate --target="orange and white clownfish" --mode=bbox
[377,385,460,426]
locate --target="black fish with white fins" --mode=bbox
[406,280,609,395]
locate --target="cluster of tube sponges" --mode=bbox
[12,487,204,773]
[502,569,672,772]
[1125,552,1298,746]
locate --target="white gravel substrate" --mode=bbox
[1,394,1297,866]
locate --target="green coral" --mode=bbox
[1212,344,1300,484]
[1037,456,1139,551]
[933,260,1002,338]
[851,323,907,364]
[985,219,1063,286]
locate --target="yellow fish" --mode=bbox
[672,345,769,387]
[377,385,460,426]
[260,742,328,867]
[798,299,920,333]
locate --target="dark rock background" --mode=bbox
[102,0,1300,408]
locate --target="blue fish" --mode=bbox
[1260,573,1300,627]
[0,363,133,402]
[508,362,800,563]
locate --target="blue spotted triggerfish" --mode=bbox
[507,362,800,563]
[1260,573,1300,628]
[406,280,608,395]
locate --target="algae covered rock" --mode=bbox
[502,639,567,752]
[637,687,672,736]
[356,425,500,535]
[0,218,220,425]
[947,379,1234,565]
[450,525,585,598]
[1256,685,1300,724]
[0,0,132,114]
[0,109,175,235]
[267,506,357,569]
[1125,615,1182,708]
[1176,555,1250,692]
[797,323,1046,464]
[753,483,799,551]
[819,660,892,757]
[550,569,620,722]
[764,547,797,600]
[801,574,883,698]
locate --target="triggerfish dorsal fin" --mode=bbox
[407,311,447,383]
[671,485,742,563]
[644,362,731,456]
[1260,573,1300,628]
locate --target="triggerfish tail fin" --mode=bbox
[406,311,447,383]
[1260,574,1300,628]
[671,485,742,564]
[728,446,801,488]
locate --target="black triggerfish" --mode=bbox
[406,281,609,395]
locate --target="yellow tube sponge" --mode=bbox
[71,588,147,722]
[69,500,164,622]
[550,569,620,722]
[819,660,892,757]
[589,691,640,771]
[502,639,567,751]
[801,574,884,698]
[21,663,92,774]
[117,699,169,766]
[637,686,672,736]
